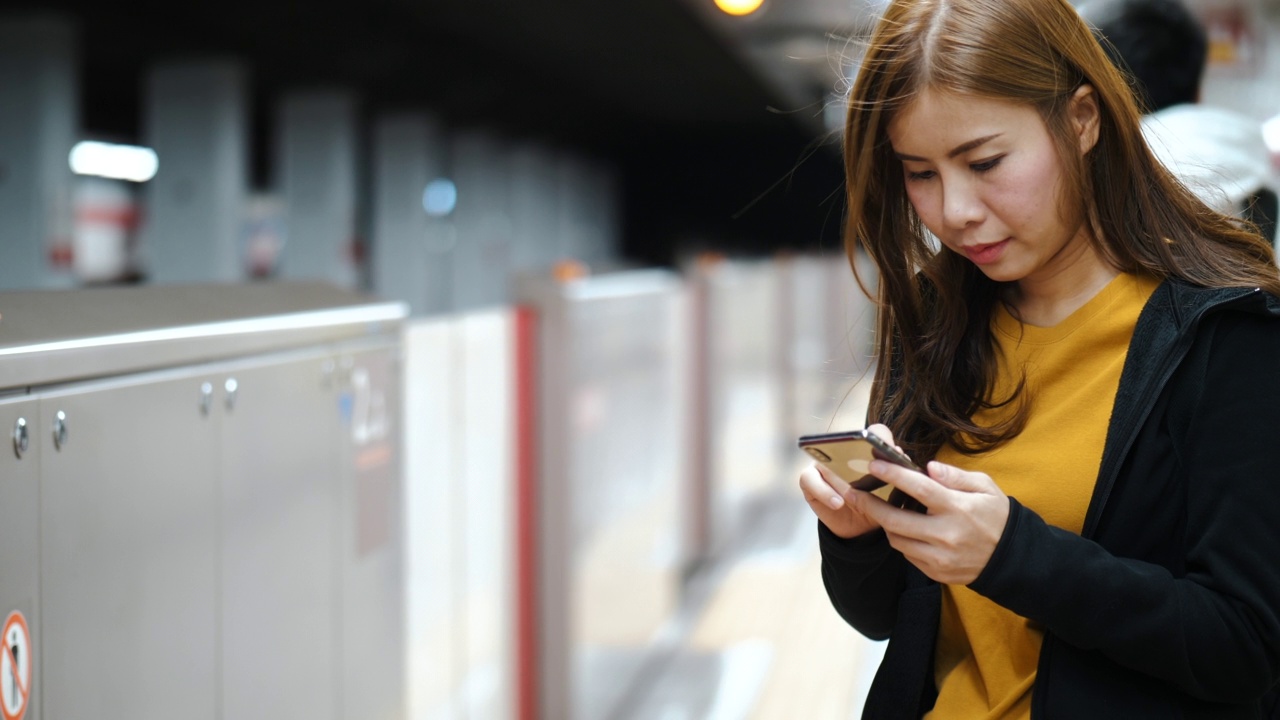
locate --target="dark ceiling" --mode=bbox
[2,0,848,262]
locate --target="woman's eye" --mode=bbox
[906,169,936,181]
[971,156,1004,173]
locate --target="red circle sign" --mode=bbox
[1,611,31,720]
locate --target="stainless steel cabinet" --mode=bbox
[0,397,40,720]
[336,345,404,720]
[0,282,406,720]
[220,350,341,720]
[40,371,220,720]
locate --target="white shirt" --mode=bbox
[1141,103,1278,220]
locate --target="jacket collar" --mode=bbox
[1082,278,1275,537]
[1162,277,1277,327]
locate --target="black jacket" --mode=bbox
[820,279,1280,718]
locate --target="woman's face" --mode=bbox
[886,87,1099,286]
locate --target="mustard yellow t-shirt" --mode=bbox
[923,273,1160,720]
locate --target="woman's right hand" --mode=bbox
[800,462,881,538]
[798,423,896,539]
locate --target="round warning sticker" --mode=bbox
[1,611,30,720]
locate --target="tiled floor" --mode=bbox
[615,488,886,720]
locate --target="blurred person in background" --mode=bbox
[798,0,1280,717]
[1080,0,1280,246]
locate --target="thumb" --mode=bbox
[866,423,896,448]
[927,461,991,493]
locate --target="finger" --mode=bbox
[880,532,959,582]
[805,494,844,515]
[848,488,931,540]
[866,423,896,447]
[888,488,926,513]
[869,459,945,508]
[814,461,856,496]
[881,530,934,563]
[927,461,996,494]
[800,463,847,510]
[802,476,846,510]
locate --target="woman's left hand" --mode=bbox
[849,459,1010,585]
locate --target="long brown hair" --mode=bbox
[846,0,1280,462]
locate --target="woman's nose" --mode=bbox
[941,178,984,230]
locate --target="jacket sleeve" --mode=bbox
[819,522,909,640]
[969,311,1280,702]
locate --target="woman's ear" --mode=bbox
[1070,84,1101,155]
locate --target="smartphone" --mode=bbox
[798,429,921,498]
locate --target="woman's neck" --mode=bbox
[1008,231,1119,327]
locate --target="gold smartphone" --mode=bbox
[798,429,920,502]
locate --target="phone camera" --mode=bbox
[806,448,832,462]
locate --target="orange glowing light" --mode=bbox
[714,0,763,16]
[552,259,589,283]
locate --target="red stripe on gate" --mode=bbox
[76,206,140,227]
[514,306,540,720]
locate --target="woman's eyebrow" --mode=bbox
[893,134,1003,161]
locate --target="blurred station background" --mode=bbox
[1,0,1280,718]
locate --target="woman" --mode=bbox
[798,0,1280,717]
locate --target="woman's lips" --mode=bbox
[964,239,1010,265]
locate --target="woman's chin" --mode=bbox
[973,262,1023,284]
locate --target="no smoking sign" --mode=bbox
[1,611,30,720]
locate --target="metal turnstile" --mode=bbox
[0,281,406,720]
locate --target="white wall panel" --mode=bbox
[404,310,515,720]
[781,253,879,439]
[459,311,515,720]
[706,260,783,550]
[405,319,462,719]
[516,270,689,720]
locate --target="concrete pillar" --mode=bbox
[370,113,449,316]
[509,143,561,275]
[141,59,248,284]
[276,90,361,288]
[452,131,511,311]
[0,15,78,290]
[556,154,591,264]
[581,159,620,265]
[552,154,620,268]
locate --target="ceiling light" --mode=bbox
[69,141,159,182]
[422,178,457,217]
[714,0,764,17]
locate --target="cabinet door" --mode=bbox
[0,397,40,720]
[220,352,341,720]
[40,372,219,720]
[336,345,405,720]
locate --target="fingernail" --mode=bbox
[868,460,885,474]
[827,495,844,510]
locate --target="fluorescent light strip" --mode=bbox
[69,141,160,182]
